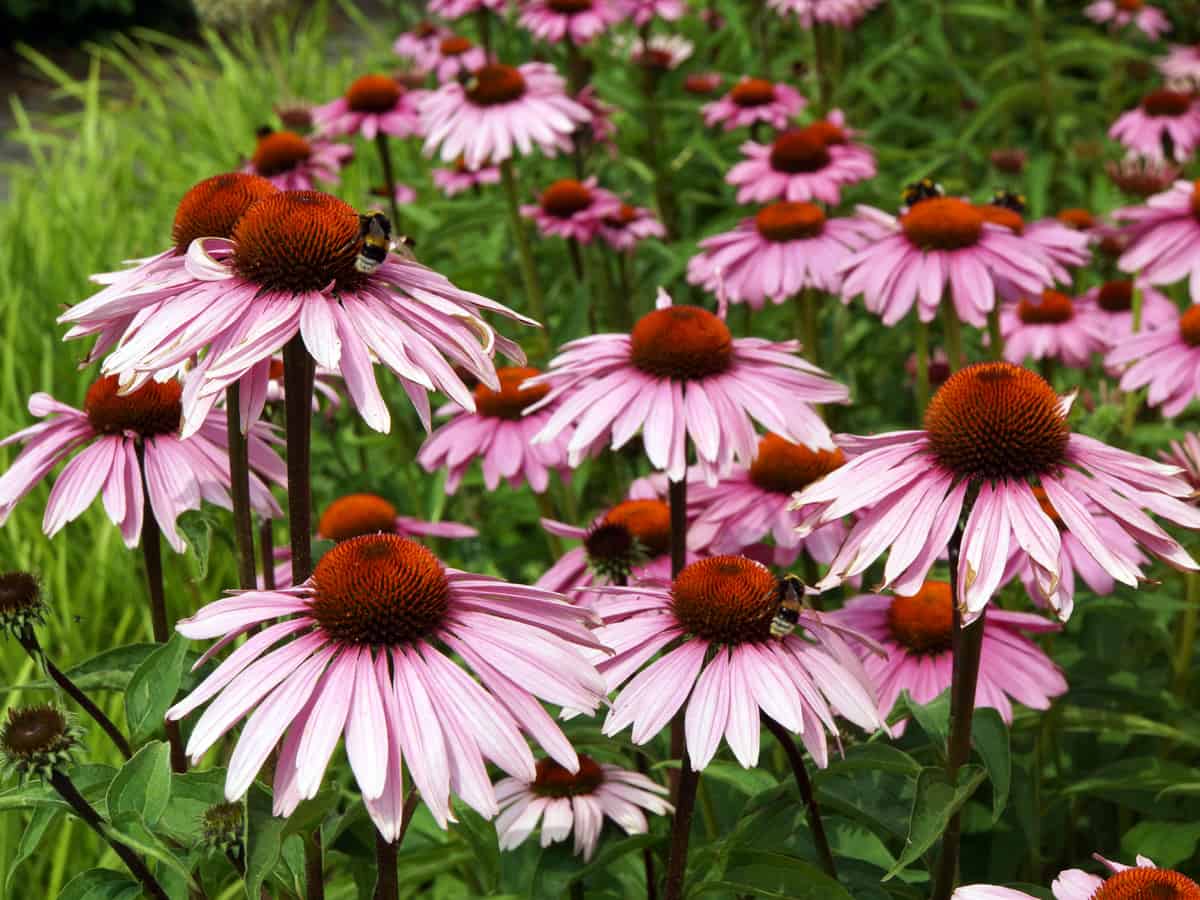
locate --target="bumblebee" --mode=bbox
[901,177,944,209]
[768,573,808,639]
[355,211,394,274]
[990,189,1027,214]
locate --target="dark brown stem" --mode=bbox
[374,133,402,227]
[930,527,987,900]
[260,518,276,591]
[283,336,316,583]
[136,443,187,774]
[225,385,258,591]
[373,830,398,900]
[398,789,420,848]
[634,753,659,900]
[475,7,491,54]
[20,633,131,759]
[304,828,325,900]
[566,238,584,282]
[668,477,687,579]
[49,770,170,899]
[662,747,700,900]
[762,715,837,881]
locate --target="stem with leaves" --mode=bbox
[986,307,1003,361]
[374,133,403,226]
[226,384,258,591]
[499,160,549,354]
[941,302,965,371]
[762,715,837,881]
[663,748,700,900]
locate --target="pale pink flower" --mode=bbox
[393,22,449,71]
[167,533,606,837]
[839,199,1054,327]
[0,377,285,552]
[1114,178,1200,298]
[421,62,591,169]
[998,290,1107,369]
[726,113,876,205]
[687,433,848,567]
[63,191,531,437]
[427,35,490,83]
[1077,278,1177,348]
[1110,89,1200,162]
[976,195,1092,294]
[831,581,1066,725]
[792,361,1200,620]
[495,757,671,861]
[428,0,506,19]
[573,86,617,151]
[683,72,723,96]
[242,129,353,190]
[702,77,807,132]
[1162,44,1200,84]
[1162,431,1200,490]
[617,0,684,26]
[418,366,583,493]
[687,202,865,308]
[589,555,886,769]
[1106,153,1182,197]
[767,0,882,28]
[623,33,694,71]
[1106,303,1200,416]
[530,290,848,483]
[518,0,622,45]
[521,177,622,243]
[596,203,665,251]
[955,853,1198,900]
[432,158,502,196]
[313,75,426,141]
[1085,0,1171,40]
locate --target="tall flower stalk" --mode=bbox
[225,384,258,591]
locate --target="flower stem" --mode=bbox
[668,477,687,578]
[941,303,965,371]
[48,769,170,899]
[986,307,1003,361]
[304,828,325,900]
[762,715,837,882]
[639,55,678,239]
[475,8,492,54]
[634,753,659,900]
[930,526,987,900]
[225,384,258,591]
[1174,570,1200,697]
[373,133,402,227]
[1122,280,1145,436]
[915,319,931,415]
[373,830,398,900]
[18,632,131,759]
[499,160,549,354]
[260,518,276,591]
[663,747,700,900]
[811,23,829,115]
[796,290,821,367]
[136,443,187,774]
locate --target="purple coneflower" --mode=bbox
[313,74,425,140]
[521,177,623,243]
[167,533,606,837]
[432,157,502,196]
[687,202,865,308]
[1162,44,1200,83]
[702,77,807,132]
[1162,432,1200,489]
[1085,0,1171,40]
[530,290,848,483]
[792,361,1200,619]
[428,0,506,18]
[0,377,284,552]
[393,21,448,71]
[624,33,694,71]
[955,853,1200,899]
[1106,154,1182,198]
[243,128,353,191]
[494,756,671,861]
[998,290,1106,369]
[1106,304,1200,417]
[518,0,622,45]
[617,0,684,25]
[1110,89,1200,162]
[1078,279,1177,348]
[421,62,591,169]
[590,555,885,769]
[1114,178,1200,299]
[427,35,490,83]
[767,0,882,28]
[597,203,665,251]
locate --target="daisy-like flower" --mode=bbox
[0,377,284,552]
[597,204,665,252]
[428,0,507,19]
[421,62,591,169]
[1085,0,1171,40]
[313,74,425,141]
[617,0,684,26]
[59,172,279,367]
[243,128,353,191]
[76,190,532,437]
[702,77,806,132]
[572,86,616,151]
[831,580,1066,725]
[1162,44,1200,84]
[954,853,1200,900]
[1106,154,1182,197]
[1162,432,1200,489]
[590,555,885,769]
[1078,278,1177,348]
[687,202,865,308]
[625,33,694,72]
[418,367,581,493]
[998,290,1106,369]
[687,433,847,567]
[494,756,671,861]
[1001,488,1147,618]
[521,177,622,243]
[393,21,448,71]
[1110,89,1200,162]
[989,147,1028,174]
[270,492,477,586]
[1114,178,1200,297]
[167,533,607,837]
[537,496,688,596]
[683,72,724,96]
[726,114,877,205]
[979,193,1092,285]
[518,0,622,45]
[839,197,1053,327]
[1106,304,1200,416]
[766,0,882,28]
[432,157,502,197]
[530,290,848,483]
[792,361,1200,620]
[427,36,490,83]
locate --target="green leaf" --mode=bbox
[900,690,950,746]
[1057,706,1200,748]
[0,765,116,813]
[177,508,216,579]
[157,767,226,844]
[56,869,141,900]
[694,850,854,899]
[884,765,987,879]
[697,761,778,797]
[125,632,188,743]
[971,708,1011,823]
[452,805,501,894]
[245,784,288,900]
[1121,821,1200,869]
[6,805,60,895]
[2,644,159,693]
[106,811,196,887]
[106,741,172,827]
[279,790,340,841]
